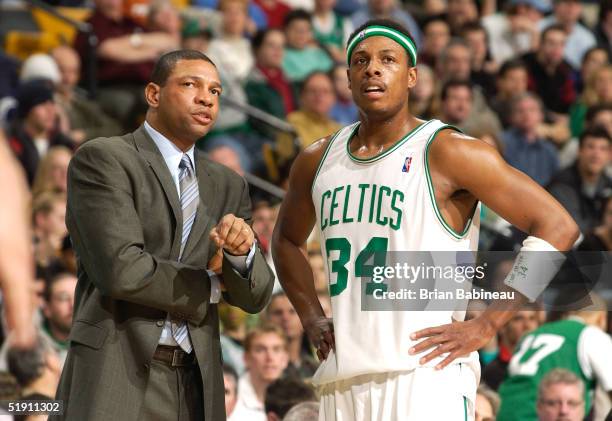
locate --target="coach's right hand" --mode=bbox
[304,316,335,361]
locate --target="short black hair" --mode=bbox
[585,103,612,123]
[422,14,449,31]
[150,50,215,86]
[498,58,527,78]
[251,28,282,53]
[579,126,612,148]
[459,21,486,36]
[44,271,74,302]
[347,19,416,66]
[582,46,610,66]
[441,79,472,100]
[283,9,311,28]
[264,377,317,418]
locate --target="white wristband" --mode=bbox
[503,236,566,302]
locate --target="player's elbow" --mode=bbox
[541,212,580,251]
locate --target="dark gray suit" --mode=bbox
[54,126,275,420]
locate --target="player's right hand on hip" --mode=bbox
[304,316,335,361]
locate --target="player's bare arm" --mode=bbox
[410,130,580,369]
[272,137,336,361]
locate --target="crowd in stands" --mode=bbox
[0,0,611,419]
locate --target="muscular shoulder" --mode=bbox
[291,135,334,187]
[429,130,503,174]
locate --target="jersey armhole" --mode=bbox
[423,125,476,240]
[310,126,347,195]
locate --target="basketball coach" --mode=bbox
[53,50,275,420]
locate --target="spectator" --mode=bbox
[224,364,239,419]
[329,64,358,125]
[265,292,318,379]
[181,20,213,52]
[351,0,422,48]
[41,272,76,366]
[461,22,496,98]
[538,0,596,70]
[73,0,178,127]
[522,24,576,115]
[254,0,291,29]
[231,325,289,421]
[32,192,68,271]
[547,126,612,233]
[578,196,612,250]
[208,0,255,82]
[264,376,316,420]
[7,336,61,401]
[569,65,612,139]
[19,53,61,86]
[282,10,334,83]
[207,145,246,175]
[419,16,451,68]
[312,0,353,63]
[409,64,437,120]
[475,384,500,421]
[595,0,612,58]
[437,39,502,136]
[573,46,609,95]
[483,306,540,391]
[501,93,560,186]
[283,401,320,421]
[536,369,585,421]
[438,79,473,130]
[445,0,479,35]
[286,71,340,148]
[219,303,249,374]
[192,0,268,33]
[246,28,296,139]
[6,80,74,185]
[585,103,612,137]
[31,146,71,198]
[498,295,612,421]
[51,46,122,144]
[482,0,548,66]
[490,59,529,128]
[146,0,182,39]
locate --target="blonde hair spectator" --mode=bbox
[32,146,72,198]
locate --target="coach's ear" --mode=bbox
[145,82,161,108]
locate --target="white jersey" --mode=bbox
[311,119,481,386]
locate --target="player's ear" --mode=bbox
[407,66,417,90]
[346,67,351,88]
[145,82,161,108]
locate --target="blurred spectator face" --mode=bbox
[475,392,495,421]
[244,332,289,383]
[578,135,611,179]
[369,0,394,15]
[149,1,181,35]
[537,382,584,421]
[554,0,582,27]
[594,68,612,103]
[267,295,303,339]
[447,0,478,30]
[301,73,336,117]
[252,203,276,244]
[43,274,77,337]
[46,148,71,193]
[221,0,248,37]
[423,20,450,60]
[497,67,528,97]
[34,200,67,239]
[442,85,472,124]
[464,28,487,68]
[223,372,238,416]
[442,44,471,81]
[52,47,81,93]
[285,18,312,50]
[581,49,608,82]
[315,0,336,12]
[511,95,543,133]
[26,100,57,135]
[591,110,612,136]
[333,65,352,102]
[501,310,539,349]
[95,0,123,20]
[412,65,435,102]
[256,29,285,69]
[539,29,567,67]
[208,146,244,175]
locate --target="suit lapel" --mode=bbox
[133,127,183,256]
[181,149,217,260]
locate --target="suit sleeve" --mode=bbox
[221,177,275,313]
[66,141,211,324]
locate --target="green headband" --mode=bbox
[346,25,417,67]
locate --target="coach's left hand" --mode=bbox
[408,317,496,370]
[210,214,255,256]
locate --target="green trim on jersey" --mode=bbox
[423,125,474,240]
[463,396,468,421]
[346,120,433,164]
[311,126,349,195]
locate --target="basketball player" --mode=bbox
[271,19,579,420]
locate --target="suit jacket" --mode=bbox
[53,126,275,420]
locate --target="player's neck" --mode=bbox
[357,113,421,149]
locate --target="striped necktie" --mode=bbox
[172,154,199,353]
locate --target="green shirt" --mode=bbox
[282,47,333,82]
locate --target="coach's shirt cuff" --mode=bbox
[223,240,257,277]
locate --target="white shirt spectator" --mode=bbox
[482,13,533,65]
[538,17,596,69]
[229,372,267,421]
